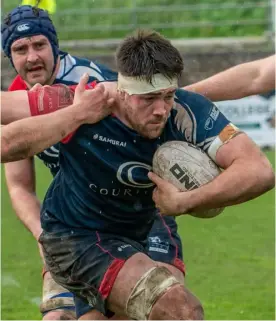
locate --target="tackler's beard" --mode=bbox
[24,61,52,86]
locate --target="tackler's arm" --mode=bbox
[1,78,109,163]
[1,84,77,162]
[1,90,31,125]
[1,104,83,163]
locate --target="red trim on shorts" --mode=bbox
[173,258,186,274]
[98,259,126,299]
[158,213,186,275]
[95,231,126,299]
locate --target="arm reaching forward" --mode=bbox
[1,75,113,163]
[1,90,31,124]
[183,55,275,101]
[2,106,83,162]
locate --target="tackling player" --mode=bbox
[1,5,116,320]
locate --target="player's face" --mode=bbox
[11,35,55,87]
[124,88,176,139]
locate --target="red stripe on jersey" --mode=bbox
[8,75,28,91]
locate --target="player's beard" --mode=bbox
[24,62,52,86]
[125,112,167,139]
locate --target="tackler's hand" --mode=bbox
[74,73,115,124]
[148,171,187,216]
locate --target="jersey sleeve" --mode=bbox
[28,81,97,116]
[93,62,118,81]
[28,84,75,116]
[174,90,241,161]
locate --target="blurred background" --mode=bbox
[1,1,275,320]
[2,0,275,40]
[1,0,275,87]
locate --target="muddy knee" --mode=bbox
[125,266,204,320]
[163,284,204,320]
[149,282,204,320]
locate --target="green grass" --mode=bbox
[1,151,275,320]
[2,0,270,40]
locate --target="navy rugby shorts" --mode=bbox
[39,212,185,317]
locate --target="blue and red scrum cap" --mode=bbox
[1,5,59,66]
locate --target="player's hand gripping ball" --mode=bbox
[152,141,225,218]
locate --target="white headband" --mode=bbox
[117,73,178,95]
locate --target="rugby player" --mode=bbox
[2,6,185,320]
[3,29,274,319]
[1,5,115,320]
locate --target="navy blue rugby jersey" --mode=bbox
[41,89,230,239]
[36,51,117,176]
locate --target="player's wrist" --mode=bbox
[181,186,214,217]
[33,227,43,241]
[66,103,88,126]
[177,190,196,215]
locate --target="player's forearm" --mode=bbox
[180,158,274,215]
[183,67,256,101]
[1,104,83,163]
[1,83,75,125]
[1,91,31,124]
[8,187,42,240]
[183,57,275,101]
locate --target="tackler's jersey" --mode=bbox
[42,89,233,239]
[9,51,117,176]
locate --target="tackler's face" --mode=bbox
[11,35,55,87]
[123,87,176,139]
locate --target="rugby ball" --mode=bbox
[152,141,224,218]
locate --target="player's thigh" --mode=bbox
[157,262,184,284]
[147,214,185,281]
[39,227,144,316]
[107,252,159,313]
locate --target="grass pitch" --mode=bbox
[1,151,275,320]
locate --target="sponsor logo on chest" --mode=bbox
[93,133,127,147]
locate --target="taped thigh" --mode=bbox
[40,272,76,316]
[125,266,179,320]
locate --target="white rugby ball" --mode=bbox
[152,141,224,218]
